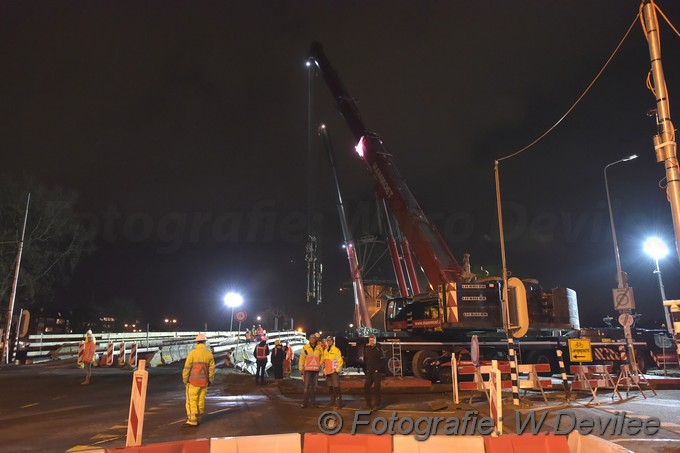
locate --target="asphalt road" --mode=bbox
[1,361,679,452]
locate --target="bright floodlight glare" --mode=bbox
[223,292,244,308]
[644,237,669,260]
[623,154,638,161]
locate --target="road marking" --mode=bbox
[110,425,127,430]
[20,403,39,408]
[66,446,102,452]
[169,418,188,425]
[90,434,119,440]
[208,408,231,415]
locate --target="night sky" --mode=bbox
[1,1,679,333]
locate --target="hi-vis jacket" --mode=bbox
[299,342,324,372]
[183,343,216,387]
[322,345,344,375]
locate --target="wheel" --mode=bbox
[438,367,453,384]
[412,350,439,379]
[526,350,558,376]
[634,349,648,373]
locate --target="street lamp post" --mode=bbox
[604,154,638,368]
[644,237,673,336]
[224,292,243,332]
[604,154,638,289]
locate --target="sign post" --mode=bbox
[126,359,149,447]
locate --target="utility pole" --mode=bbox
[2,194,30,364]
[641,0,680,363]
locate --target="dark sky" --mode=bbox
[1,1,679,333]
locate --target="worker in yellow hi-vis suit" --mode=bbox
[182,333,215,426]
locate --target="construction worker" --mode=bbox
[81,330,96,385]
[364,334,386,410]
[322,336,344,408]
[254,336,269,385]
[299,333,323,408]
[182,333,215,426]
[283,341,293,378]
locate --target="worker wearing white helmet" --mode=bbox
[182,333,215,426]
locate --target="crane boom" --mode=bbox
[308,43,464,298]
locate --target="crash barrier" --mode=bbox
[457,361,552,403]
[613,364,656,398]
[484,433,570,453]
[27,330,306,364]
[567,431,633,453]
[211,433,301,452]
[303,433,392,453]
[569,364,620,405]
[75,432,629,452]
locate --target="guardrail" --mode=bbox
[26,330,307,365]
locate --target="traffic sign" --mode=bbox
[568,339,593,362]
[618,313,634,327]
[234,310,247,323]
[612,287,636,311]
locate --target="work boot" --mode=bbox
[184,415,198,427]
[364,396,372,410]
[328,388,335,407]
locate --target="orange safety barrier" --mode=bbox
[303,433,391,453]
[107,439,209,453]
[569,364,620,405]
[484,433,570,453]
[118,341,126,367]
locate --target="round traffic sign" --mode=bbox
[471,335,480,366]
[234,310,247,323]
[618,313,634,327]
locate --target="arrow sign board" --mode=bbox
[568,339,593,363]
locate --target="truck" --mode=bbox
[307,42,672,380]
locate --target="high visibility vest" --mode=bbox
[255,345,267,360]
[189,362,210,387]
[83,341,96,363]
[304,354,321,371]
[324,359,338,375]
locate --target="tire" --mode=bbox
[438,367,453,384]
[634,349,648,374]
[526,350,558,376]
[412,350,439,380]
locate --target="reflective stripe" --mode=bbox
[256,345,267,360]
[304,354,321,371]
[189,362,210,386]
[324,359,338,375]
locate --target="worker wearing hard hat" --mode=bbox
[299,333,324,408]
[182,333,215,426]
[81,330,97,385]
[322,336,344,408]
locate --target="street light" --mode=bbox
[604,154,638,288]
[644,236,673,335]
[223,292,243,331]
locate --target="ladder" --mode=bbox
[390,341,403,377]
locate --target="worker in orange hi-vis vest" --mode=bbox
[81,330,97,385]
[182,333,215,426]
[253,337,270,385]
[299,333,324,408]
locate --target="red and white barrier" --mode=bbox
[489,360,502,436]
[106,341,114,366]
[570,364,620,405]
[128,342,137,368]
[118,341,126,367]
[125,360,148,447]
[77,341,85,366]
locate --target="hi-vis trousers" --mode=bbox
[185,383,207,422]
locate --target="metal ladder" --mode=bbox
[390,341,403,377]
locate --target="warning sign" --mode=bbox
[568,339,592,362]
